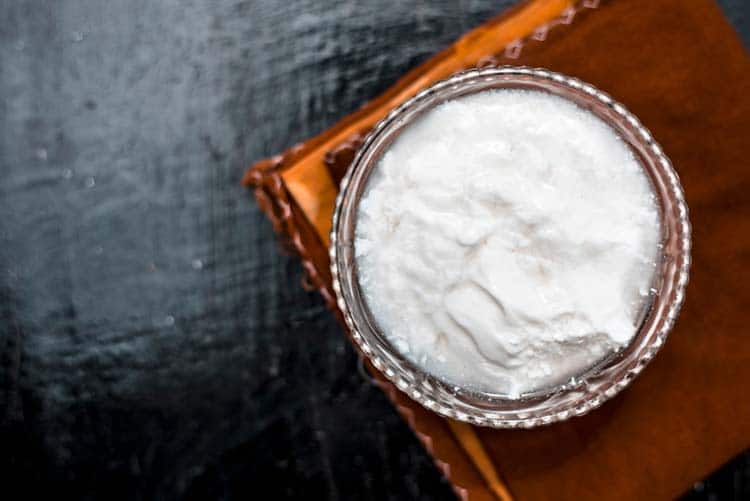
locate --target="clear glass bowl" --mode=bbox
[330,66,691,428]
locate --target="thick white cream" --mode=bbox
[355,89,660,397]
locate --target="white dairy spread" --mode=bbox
[354,89,661,397]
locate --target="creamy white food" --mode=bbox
[354,89,660,397]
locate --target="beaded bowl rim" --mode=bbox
[329,66,691,428]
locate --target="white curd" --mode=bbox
[355,89,660,397]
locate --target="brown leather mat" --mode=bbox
[243,0,750,499]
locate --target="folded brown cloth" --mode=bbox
[243,0,750,499]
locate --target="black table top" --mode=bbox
[1,1,748,499]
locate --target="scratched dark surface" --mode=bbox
[0,1,748,500]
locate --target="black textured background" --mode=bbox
[1,1,748,500]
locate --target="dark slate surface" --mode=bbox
[1,1,748,500]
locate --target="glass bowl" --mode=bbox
[330,66,691,428]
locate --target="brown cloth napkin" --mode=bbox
[243,0,750,499]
